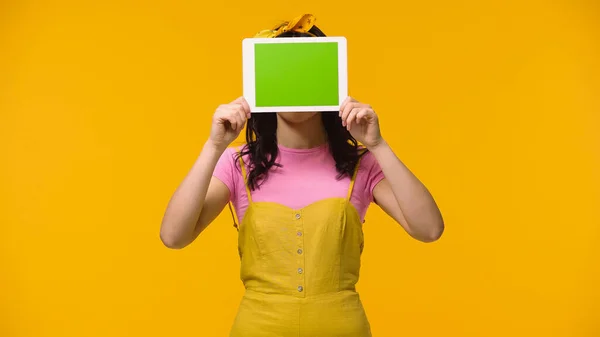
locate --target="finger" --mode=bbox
[339,97,359,116]
[214,106,228,124]
[232,97,250,118]
[346,108,362,131]
[237,97,252,118]
[341,102,359,126]
[339,96,351,116]
[235,104,247,128]
[225,114,238,132]
[224,106,241,131]
[355,109,369,125]
[231,107,244,132]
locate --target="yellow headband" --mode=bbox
[254,14,317,38]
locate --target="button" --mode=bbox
[295,213,301,220]
[297,248,303,255]
[297,285,303,292]
[297,231,302,236]
[298,268,303,274]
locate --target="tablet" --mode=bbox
[242,37,348,113]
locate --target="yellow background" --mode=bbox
[1,0,599,336]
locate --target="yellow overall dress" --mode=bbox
[229,155,372,337]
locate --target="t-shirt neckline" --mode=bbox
[277,143,328,154]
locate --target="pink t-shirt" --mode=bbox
[213,143,385,224]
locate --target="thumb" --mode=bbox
[232,96,246,104]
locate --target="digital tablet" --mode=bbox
[242,37,348,113]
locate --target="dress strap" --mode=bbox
[227,202,239,231]
[238,152,253,204]
[226,151,251,231]
[346,155,363,200]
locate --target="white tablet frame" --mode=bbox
[242,36,348,113]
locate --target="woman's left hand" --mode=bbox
[339,97,384,149]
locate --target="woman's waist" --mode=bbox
[242,275,359,298]
[242,287,362,303]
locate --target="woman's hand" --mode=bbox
[339,97,383,149]
[209,97,251,151]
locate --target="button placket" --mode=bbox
[294,210,305,297]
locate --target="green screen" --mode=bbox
[254,42,339,107]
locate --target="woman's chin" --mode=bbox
[277,111,319,124]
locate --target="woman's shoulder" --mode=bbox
[358,147,375,165]
[221,144,246,158]
[356,148,382,177]
[218,144,250,170]
[355,148,385,199]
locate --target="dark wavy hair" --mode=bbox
[237,25,365,191]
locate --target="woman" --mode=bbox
[160,14,444,337]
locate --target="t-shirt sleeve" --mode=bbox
[360,151,386,203]
[213,147,238,202]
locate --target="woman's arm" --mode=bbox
[160,97,250,249]
[340,96,444,243]
[369,140,444,243]
[159,141,230,249]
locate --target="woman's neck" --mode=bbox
[276,114,327,149]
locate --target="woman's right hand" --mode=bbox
[209,97,251,151]
[162,97,250,249]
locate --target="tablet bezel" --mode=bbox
[242,36,348,113]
